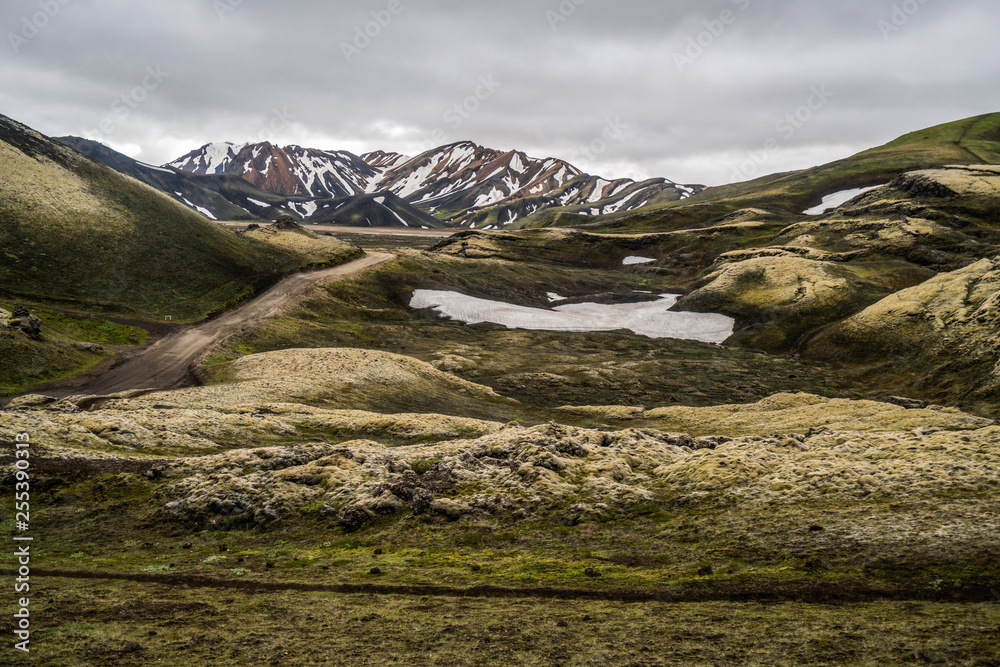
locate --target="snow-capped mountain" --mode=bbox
[371,142,583,213]
[165,140,704,227]
[168,142,378,199]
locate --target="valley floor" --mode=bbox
[3,237,999,666]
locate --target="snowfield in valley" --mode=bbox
[410,290,735,343]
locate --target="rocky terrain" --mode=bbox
[4,348,997,548]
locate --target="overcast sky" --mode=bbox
[2,0,998,185]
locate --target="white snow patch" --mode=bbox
[374,196,386,205]
[588,179,611,203]
[247,198,270,208]
[623,256,657,266]
[474,187,506,208]
[547,293,567,302]
[410,291,734,343]
[138,161,174,174]
[385,206,411,227]
[294,201,318,218]
[181,198,217,220]
[803,186,885,215]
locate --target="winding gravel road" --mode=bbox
[44,253,394,398]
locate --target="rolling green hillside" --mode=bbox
[0,114,323,321]
[525,113,1000,233]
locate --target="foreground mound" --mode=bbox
[197,348,519,420]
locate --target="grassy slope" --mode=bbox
[525,113,1000,233]
[0,304,149,395]
[0,115,365,396]
[0,115,316,322]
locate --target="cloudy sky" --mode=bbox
[2,0,998,185]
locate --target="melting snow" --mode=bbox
[410,290,734,343]
[623,256,656,266]
[803,186,885,215]
[609,182,632,198]
[588,179,611,203]
[138,161,174,174]
[374,196,386,205]
[247,198,270,208]
[181,198,217,220]
[547,293,567,302]
[181,142,245,174]
[474,187,506,208]
[384,206,411,227]
[294,201,318,218]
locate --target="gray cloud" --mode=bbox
[1,0,998,185]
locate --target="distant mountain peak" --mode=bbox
[165,138,704,227]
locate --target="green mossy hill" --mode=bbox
[558,392,993,437]
[529,113,1000,233]
[241,224,362,268]
[0,114,345,321]
[197,347,522,422]
[806,256,1000,413]
[674,256,927,351]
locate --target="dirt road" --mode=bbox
[45,253,394,398]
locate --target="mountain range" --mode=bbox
[57,137,704,229]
